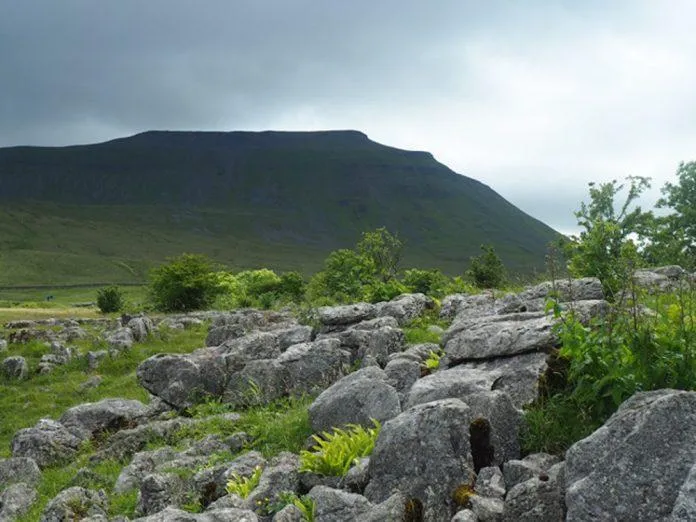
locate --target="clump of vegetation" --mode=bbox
[269,492,316,521]
[299,420,381,476]
[226,465,263,498]
[148,253,222,312]
[423,349,444,372]
[467,244,507,289]
[96,286,124,313]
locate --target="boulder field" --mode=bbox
[2,268,696,521]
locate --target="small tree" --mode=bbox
[148,253,222,312]
[96,286,124,313]
[357,227,403,282]
[568,176,651,298]
[467,245,506,289]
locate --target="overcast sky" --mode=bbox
[2,1,695,233]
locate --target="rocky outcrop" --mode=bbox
[11,419,85,469]
[565,389,696,521]
[1,355,28,380]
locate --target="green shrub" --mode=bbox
[467,245,506,289]
[226,465,263,498]
[402,268,449,296]
[423,349,444,371]
[299,420,381,476]
[278,271,306,302]
[96,286,124,313]
[148,253,222,312]
[362,279,408,303]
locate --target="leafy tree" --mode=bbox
[567,176,651,299]
[467,245,507,289]
[308,249,373,303]
[278,271,306,301]
[402,268,449,296]
[647,161,696,269]
[148,253,222,312]
[96,286,124,313]
[357,227,403,282]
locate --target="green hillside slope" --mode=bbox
[0,131,558,284]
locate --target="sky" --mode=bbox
[2,1,696,234]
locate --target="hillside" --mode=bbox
[0,130,558,284]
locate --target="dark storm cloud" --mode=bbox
[2,1,695,232]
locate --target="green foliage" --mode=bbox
[362,279,408,303]
[271,492,316,521]
[467,245,507,289]
[278,271,307,301]
[402,312,447,345]
[148,253,222,312]
[357,227,403,282]
[226,465,263,498]
[402,268,449,296]
[567,177,651,299]
[424,349,444,371]
[308,249,374,303]
[643,161,696,269]
[299,420,381,477]
[525,284,696,454]
[96,286,125,313]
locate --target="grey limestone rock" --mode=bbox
[317,302,377,328]
[308,366,401,434]
[503,462,565,522]
[365,398,475,521]
[0,457,41,488]
[11,419,84,469]
[375,293,434,325]
[0,482,37,521]
[133,506,259,521]
[475,466,506,499]
[406,368,497,409]
[277,338,349,396]
[1,355,28,380]
[244,453,300,513]
[40,487,108,522]
[565,389,696,521]
[59,398,149,439]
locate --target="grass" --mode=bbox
[0,323,208,457]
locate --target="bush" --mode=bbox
[467,245,506,289]
[148,253,222,312]
[299,420,381,476]
[362,279,408,303]
[402,268,449,296]
[96,286,124,313]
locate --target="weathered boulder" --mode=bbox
[115,447,178,494]
[0,457,42,488]
[475,466,506,499]
[192,451,267,506]
[59,398,149,439]
[137,352,227,409]
[244,453,300,513]
[11,419,84,469]
[405,368,496,408]
[0,482,37,521]
[1,355,28,380]
[106,327,134,351]
[503,462,565,521]
[128,316,154,342]
[132,506,259,521]
[672,461,696,521]
[308,367,401,433]
[458,351,549,408]
[339,457,370,494]
[0,339,7,352]
[87,350,108,370]
[277,339,349,396]
[224,359,289,406]
[503,453,560,490]
[383,358,421,405]
[307,486,406,522]
[135,473,186,517]
[375,293,434,325]
[470,495,505,521]
[444,314,557,363]
[317,303,377,329]
[364,398,474,521]
[517,277,604,303]
[565,389,696,521]
[319,326,404,368]
[40,487,108,522]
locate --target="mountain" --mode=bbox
[0,130,558,285]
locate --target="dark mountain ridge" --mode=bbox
[0,130,558,284]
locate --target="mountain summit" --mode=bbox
[0,130,558,284]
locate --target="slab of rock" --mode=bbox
[59,398,149,439]
[277,339,349,397]
[565,389,696,521]
[12,419,85,469]
[444,315,557,363]
[365,398,474,521]
[244,453,300,513]
[40,487,108,522]
[317,303,377,328]
[0,457,41,488]
[137,352,227,409]
[503,453,560,489]
[672,461,696,521]
[308,366,401,433]
[503,462,565,521]
[517,277,604,303]
[0,482,37,520]
[128,316,154,342]
[135,472,186,517]
[224,359,289,406]
[406,368,496,409]
[1,355,28,380]
[132,506,259,521]
[106,327,134,351]
[375,293,434,325]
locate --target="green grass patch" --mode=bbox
[0,323,208,457]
